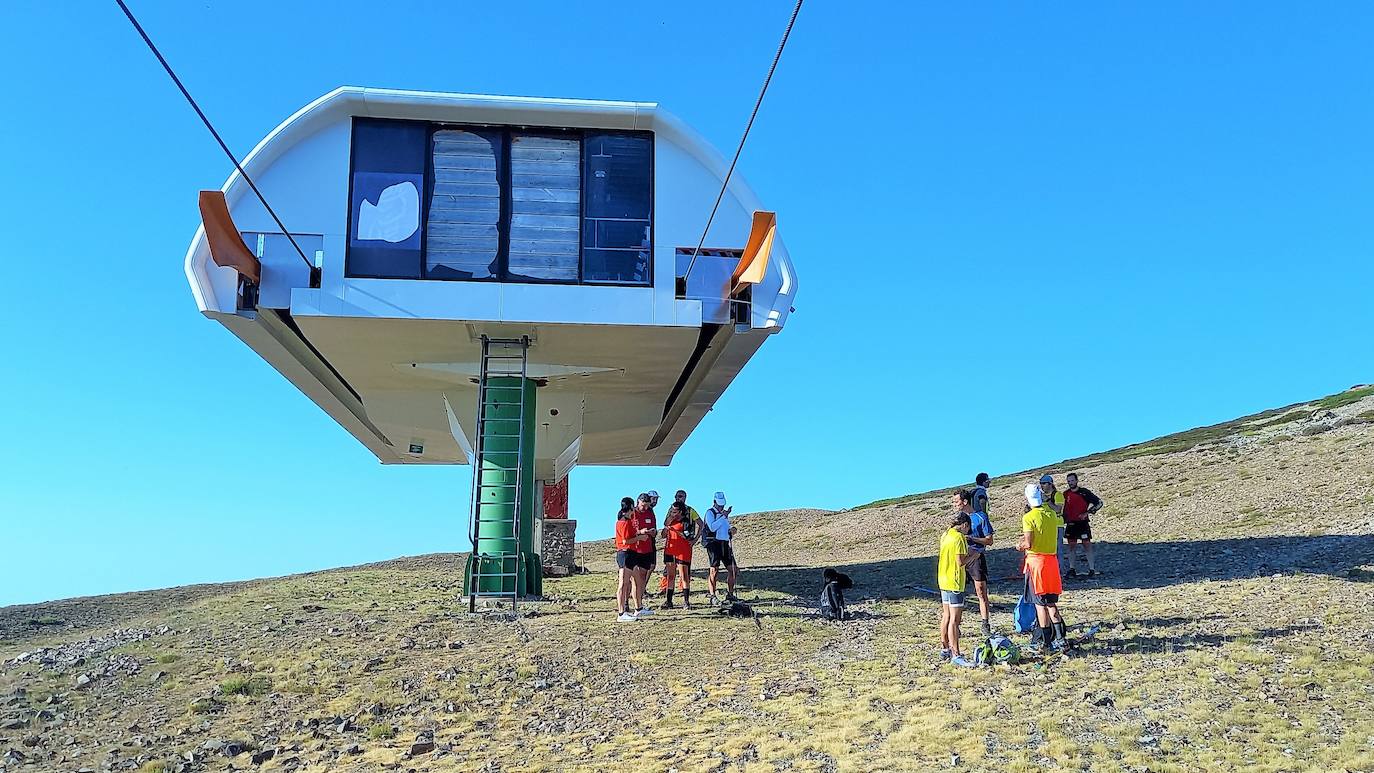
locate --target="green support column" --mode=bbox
[465,376,542,598]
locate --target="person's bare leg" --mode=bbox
[1066,540,1078,573]
[727,565,738,596]
[949,606,963,658]
[1083,540,1096,572]
[631,568,647,611]
[617,568,632,615]
[973,580,990,626]
[708,567,719,598]
[939,605,950,651]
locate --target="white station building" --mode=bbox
[183,87,797,597]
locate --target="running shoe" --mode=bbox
[939,648,952,661]
[951,655,975,668]
[660,601,676,610]
[980,620,992,638]
[1086,570,1099,578]
[1066,568,1079,578]
[708,594,719,607]
[635,607,656,618]
[616,612,637,623]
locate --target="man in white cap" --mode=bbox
[1019,483,1066,652]
[701,491,738,604]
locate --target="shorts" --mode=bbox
[1024,552,1062,602]
[705,541,736,569]
[1064,520,1093,541]
[616,550,654,571]
[968,553,988,582]
[662,550,692,566]
[941,590,965,607]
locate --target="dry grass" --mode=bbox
[2,390,1374,771]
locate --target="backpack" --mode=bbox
[819,581,847,621]
[989,635,1019,664]
[972,635,1020,667]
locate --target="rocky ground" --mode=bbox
[3,387,1374,772]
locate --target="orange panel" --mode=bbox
[198,190,261,284]
[731,211,776,295]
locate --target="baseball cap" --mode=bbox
[1024,483,1043,507]
[713,491,728,506]
[647,490,659,499]
[1038,474,1054,484]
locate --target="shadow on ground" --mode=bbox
[742,534,1374,603]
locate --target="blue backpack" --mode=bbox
[1014,575,1037,633]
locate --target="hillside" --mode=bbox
[3,387,1374,772]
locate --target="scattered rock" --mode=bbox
[74,674,94,689]
[251,747,276,765]
[0,718,24,730]
[409,731,436,756]
[344,743,363,755]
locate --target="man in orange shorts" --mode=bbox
[1019,483,1066,653]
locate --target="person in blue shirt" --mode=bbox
[956,489,995,637]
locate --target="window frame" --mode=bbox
[344,117,654,287]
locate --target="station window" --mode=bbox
[346,119,652,286]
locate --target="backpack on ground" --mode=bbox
[972,635,1020,667]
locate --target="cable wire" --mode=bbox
[114,0,316,274]
[683,0,804,283]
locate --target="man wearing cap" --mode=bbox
[657,490,701,595]
[1038,474,1067,570]
[1062,473,1104,578]
[701,492,738,605]
[1019,483,1066,652]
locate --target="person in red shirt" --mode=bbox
[1062,472,1105,578]
[614,493,658,621]
[660,501,695,610]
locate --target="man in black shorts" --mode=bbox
[956,489,995,636]
[1062,472,1104,577]
[701,491,738,604]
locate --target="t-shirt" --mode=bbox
[1021,505,1063,555]
[629,509,657,554]
[1062,487,1102,523]
[972,485,989,516]
[664,515,693,559]
[614,518,635,551]
[702,506,732,542]
[938,528,969,592]
[968,510,994,553]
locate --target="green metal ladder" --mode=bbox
[467,336,531,612]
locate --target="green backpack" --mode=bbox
[973,635,1020,667]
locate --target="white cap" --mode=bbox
[647,490,659,499]
[1024,483,1043,508]
[713,491,728,506]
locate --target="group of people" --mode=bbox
[613,489,740,622]
[937,471,1106,666]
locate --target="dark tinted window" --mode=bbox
[347,120,427,279]
[582,134,652,284]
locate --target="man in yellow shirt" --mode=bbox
[1019,483,1067,653]
[938,511,982,667]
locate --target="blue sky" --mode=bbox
[2,2,1371,607]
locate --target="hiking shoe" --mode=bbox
[1050,637,1067,652]
[1066,568,1079,578]
[951,655,975,668]
[635,608,656,618]
[616,612,637,623]
[939,648,952,661]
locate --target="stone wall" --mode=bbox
[541,519,577,576]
